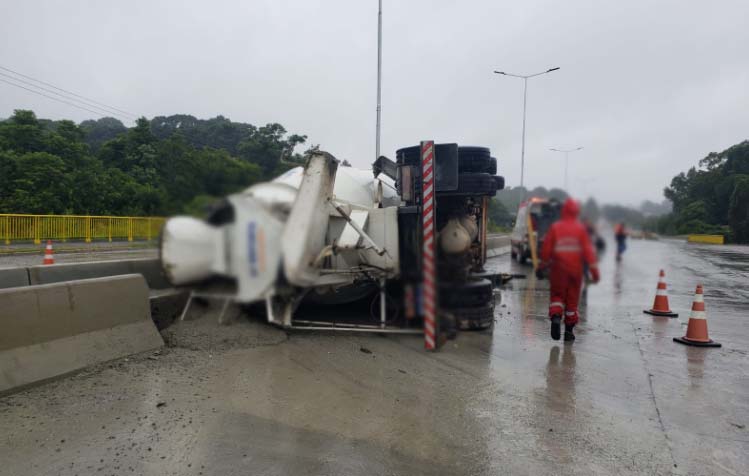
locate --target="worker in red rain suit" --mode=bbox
[537,198,600,342]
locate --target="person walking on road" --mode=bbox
[536,198,599,342]
[614,222,628,262]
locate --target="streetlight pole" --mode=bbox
[549,147,583,192]
[493,67,559,193]
[375,0,383,161]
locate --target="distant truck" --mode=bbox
[510,197,561,265]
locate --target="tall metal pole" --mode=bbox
[493,67,559,197]
[375,0,382,160]
[549,147,583,192]
[520,78,528,190]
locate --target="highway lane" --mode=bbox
[0,246,157,269]
[0,238,746,475]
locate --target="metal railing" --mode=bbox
[687,234,724,245]
[0,214,166,244]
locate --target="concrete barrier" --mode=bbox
[687,234,724,245]
[149,288,190,330]
[486,234,511,258]
[0,274,163,394]
[0,268,29,290]
[28,258,170,289]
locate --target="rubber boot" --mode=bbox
[550,315,561,341]
[564,324,576,342]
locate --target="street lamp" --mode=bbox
[493,67,560,192]
[549,147,583,192]
[375,0,383,161]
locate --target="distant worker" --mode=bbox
[583,218,606,258]
[536,199,599,342]
[614,222,628,262]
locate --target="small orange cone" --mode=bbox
[43,240,55,265]
[674,285,721,347]
[643,269,678,317]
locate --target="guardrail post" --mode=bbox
[85,216,91,243]
[108,217,112,242]
[4,216,9,245]
[128,217,133,242]
[147,218,152,241]
[34,216,40,244]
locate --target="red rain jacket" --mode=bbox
[540,199,598,278]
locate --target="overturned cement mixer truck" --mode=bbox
[159,143,504,336]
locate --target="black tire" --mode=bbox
[395,145,421,165]
[458,146,490,157]
[441,173,500,196]
[494,175,505,191]
[440,278,493,309]
[460,155,497,174]
[452,304,495,330]
[457,146,492,174]
[517,249,527,264]
[396,145,497,174]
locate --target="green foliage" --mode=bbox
[581,198,600,222]
[79,117,127,150]
[728,175,749,242]
[487,198,513,229]
[661,140,749,242]
[149,115,307,179]
[0,109,306,216]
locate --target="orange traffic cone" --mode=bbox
[643,269,678,317]
[43,240,55,265]
[674,285,721,347]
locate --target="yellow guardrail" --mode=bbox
[0,214,165,244]
[687,234,724,245]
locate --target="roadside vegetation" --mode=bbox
[651,140,749,242]
[491,140,749,244]
[0,110,307,216]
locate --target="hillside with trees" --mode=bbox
[649,140,749,242]
[0,110,308,216]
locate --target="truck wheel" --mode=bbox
[452,304,495,330]
[397,145,497,175]
[453,173,501,196]
[458,146,496,174]
[460,155,497,174]
[517,250,527,264]
[458,146,490,157]
[439,278,493,308]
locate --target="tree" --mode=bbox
[5,152,70,214]
[488,199,513,229]
[0,110,306,218]
[582,198,600,222]
[728,175,749,242]
[0,110,44,152]
[80,117,127,150]
[661,140,749,242]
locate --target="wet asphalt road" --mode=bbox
[0,238,747,475]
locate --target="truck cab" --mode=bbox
[510,197,561,264]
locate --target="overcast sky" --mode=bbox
[1,0,747,205]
